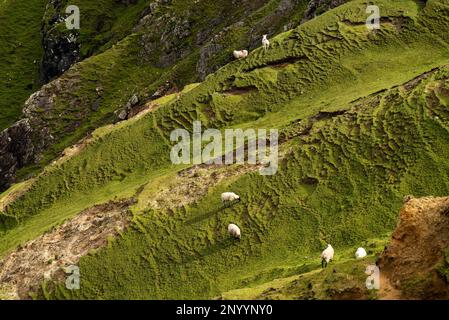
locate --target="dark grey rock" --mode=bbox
[40,0,80,83]
[302,0,348,23]
[0,119,50,191]
[197,42,224,81]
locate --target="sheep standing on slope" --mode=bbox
[321,244,334,268]
[221,192,240,206]
[228,223,241,239]
[355,247,367,259]
[262,34,270,51]
[233,50,248,59]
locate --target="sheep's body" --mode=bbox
[221,192,240,205]
[228,223,241,239]
[321,244,334,268]
[262,35,270,50]
[233,50,248,59]
[355,247,367,259]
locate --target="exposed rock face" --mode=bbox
[378,196,449,299]
[0,120,35,191]
[137,0,280,73]
[197,0,304,80]
[40,0,140,83]
[197,42,225,81]
[0,75,79,191]
[40,30,80,84]
[0,199,134,299]
[0,85,59,189]
[40,0,80,83]
[302,0,348,23]
[114,94,140,121]
[136,0,194,68]
[0,0,349,193]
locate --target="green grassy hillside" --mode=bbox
[43,65,449,299]
[0,0,153,130]
[0,0,46,129]
[0,0,449,299]
[7,0,310,183]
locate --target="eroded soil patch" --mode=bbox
[378,196,449,299]
[0,199,134,299]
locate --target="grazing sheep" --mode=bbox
[228,223,241,239]
[321,244,334,268]
[233,50,248,59]
[355,247,367,259]
[262,34,270,51]
[221,192,240,206]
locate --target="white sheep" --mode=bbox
[221,192,240,206]
[321,244,334,268]
[355,247,367,259]
[233,50,248,59]
[228,223,241,239]
[262,34,270,51]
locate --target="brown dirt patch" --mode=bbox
[147,163,262,210]
[377,196,449,299]
[0,199,134,299]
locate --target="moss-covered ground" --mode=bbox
[0,0,155,130]
[0,0,449,299]
[0,0,46,129]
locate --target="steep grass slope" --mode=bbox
[219,239,389,300]
[0,0,46,129]
[47,65,449,299]
[0,0,153,130]
[2,0,310,187]
[0,0,448,299]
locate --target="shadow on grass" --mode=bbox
[185,202,240,225]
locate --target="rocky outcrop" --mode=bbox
[197,0,305,80]
[0,199,134,299]
[40,0,80,83]
[0,78,64,189]
[197,39,226,81]
[40,0,141,83]
[0,120,36,191]
[0,75,80,191]
[136,0,194,67]
[0,119,52,191]
[0,0,348,193]
[114,94,140,121]
[378,196,449,299]
[302,0,348,23]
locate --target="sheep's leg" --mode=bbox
[321,259,324,268]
